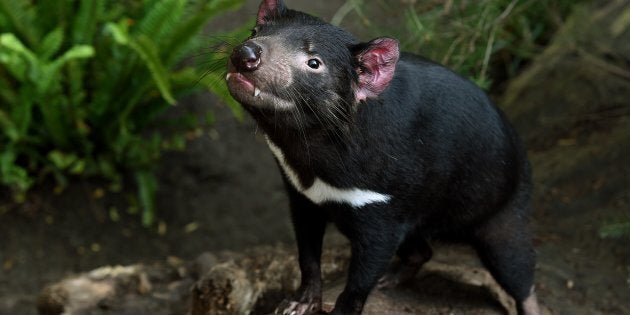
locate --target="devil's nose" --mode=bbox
[231,42,262,72]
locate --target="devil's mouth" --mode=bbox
[225,65,294,110]
[226,72,261,97]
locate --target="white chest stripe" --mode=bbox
[266,139,391,207]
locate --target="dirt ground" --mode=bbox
[1,1,629,315]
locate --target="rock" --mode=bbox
[37,264,193,315]
[190,261,257,315]
[190,245,350,315]
[38,245,518,315]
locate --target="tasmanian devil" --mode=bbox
[225,1,541,314]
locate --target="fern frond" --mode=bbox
[34,45,93,96]
[38,27,64,60]
[163,0,244,63]
[133,35,176,105]
[72,0,105,45]
[135,0,186,46]
[37,93,70,148]
[197,69,243,120]
[600,222,630,239]
[67,0,102,111]
[51,45,95,66]
[0,108,19,141]
[0,33,40,81]
[0,149,33,191]
[169,67,200,95]
[135,169,157,226]
[34,0,72,34]
[0,70,16,105]
[66,61,86,109]
[0,0,39,47]
[11,85,34,136]
[0,9,7,29]
[106,22,176,105]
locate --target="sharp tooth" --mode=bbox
[254,88,261,97]
[225,73,231,81]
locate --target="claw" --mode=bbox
[275,299,321,315]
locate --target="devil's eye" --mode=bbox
[250,27,259,37]
[307,59,321,69]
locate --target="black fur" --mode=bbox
[226,1,538,314]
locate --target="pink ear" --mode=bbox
[257,0,286,24]
[354,38,400,102]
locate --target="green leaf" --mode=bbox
[13,85,35,136]
[170,67,201,94]
[600,222,630,239]
[69,159,86,175]
[38,27,64,60]
[0,109,19,141]
[133,35,176,104]
[0,46,27,81]
[0,8,7,28]
[72,0,105,45]
[135,0,186,45]
[56,45,95,62]
[47,150,79,170]
[67,60,86,108]
[97,158,120,182]
[198,69,244,120]
[0,0,39,47]
[106,22,175,104]
[35,45,94,95]
[0,72,17,104]
[0,149,33,191]
[0,33,39,68]
[135,170,157,227]
[105,21,130,45]
[206,0,245,17]
[0,0,245,227]
[35,89,69,147]
[162,0,244,63]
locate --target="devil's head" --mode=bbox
[226,0,399,130]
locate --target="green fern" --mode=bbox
[337,0,589,89]
[600,220,630,239]
[0,109,19,141]
[0,149,32,191]
[0,0,39,47]
[0,72,16,104]
[0,0,245,226]
[192,21,252,120]
[72,0,106,45]
[162,0,244,63]
[106,22,176,105]
[135,0,186,45]
[37,27,64,60]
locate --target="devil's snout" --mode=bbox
[231,42,262,72]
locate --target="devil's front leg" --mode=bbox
[275,187,327,315]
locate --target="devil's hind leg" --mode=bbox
[377,228,433,289]
[471,208,541,315]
